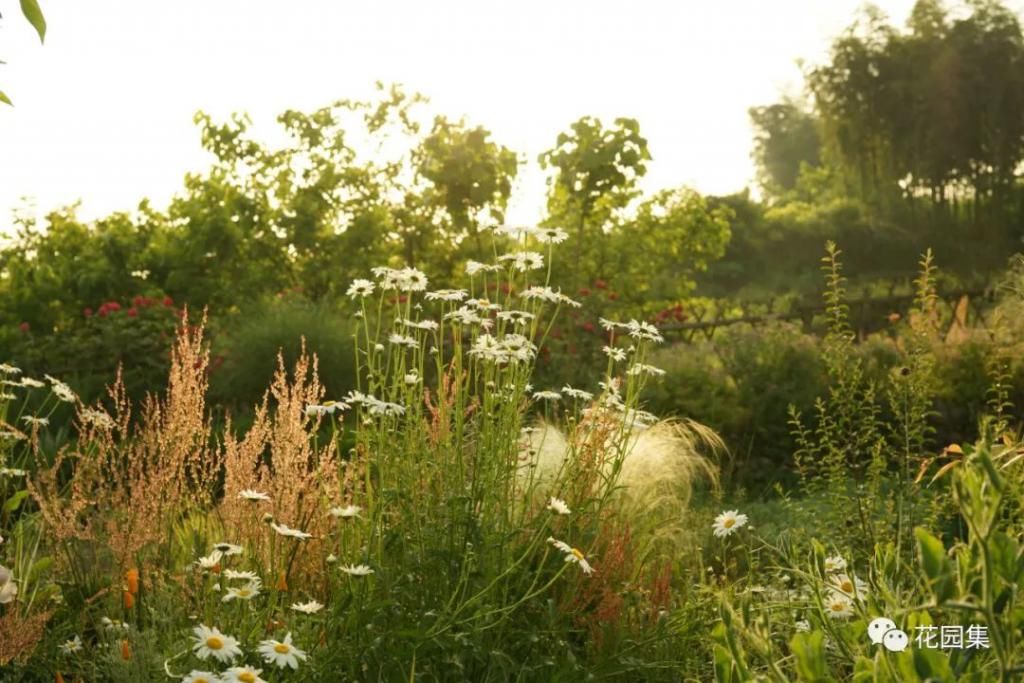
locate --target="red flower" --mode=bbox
[162,296,174,307]
[578,287,591,297]
[132,296,145,307]
[83,307,94,318]
[126,307,138,318]
[105,301,121,312]
[607,292,618,301]
[593,279,608,290]
[582,321,596,333]
[18,322,29,333]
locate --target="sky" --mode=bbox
[0,0,930,233]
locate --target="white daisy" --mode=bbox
[223,569,260,582]
[181,671,219,683]
[425,289,467,302]
[18,377,44,388]
[712,510,749,538]
[532,390,561,401]
[626,363,666,377]
[465,261,502,276]
[238,489,270,503]
[191,624,242,663]
[561,386,594,401]
[195,550,223,571]
[829,574,869,600]
[213,542,243,556]
[60,635,83,654]
[45,375,76,403]
[0,363,21,374]
[546,497,571,515]
[258,632,308,670]
[0,565,17,604]
[329,504,362,519]
[270,522,312,540]
[402,318,439,331]
[222,581,261,602]
[346,278,375,298]
[824,555,846,573]
[824,594,854,619]
[535,227,569,244]
[547,537,594,575]
[21,415,48,426]
[388,333,418,348]
[339,564,374,577]
[291,600,324,614]
[220,666,267,683]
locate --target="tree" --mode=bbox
[749,100,822,197]
[539,116,650,288]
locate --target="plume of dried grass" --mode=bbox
[0,609,51,665]
[31,313,220,568]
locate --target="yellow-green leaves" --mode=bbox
[20,0,47,43]
[915,527,956,604]
[789,631,831,682]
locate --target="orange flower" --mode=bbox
[125,567,139,595]
[275,571,288,591]
[123,590,135,610]
[55,674,65,683]
[120,639,131,660]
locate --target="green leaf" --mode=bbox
[790,631,830,681]
[3,489,30,513]
[20,0,47,43]
[0,90,12,106]
[915,527,956,603]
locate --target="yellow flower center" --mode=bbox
[206,636,224,650]
[238,589,251,597]
[274,643,291,654]
[723,518,736,528]
[830,602,844,611]
[841,580,853,593]
[238,673,256,683]
[570,548,585,561]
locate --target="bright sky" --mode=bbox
[0,0,930,233]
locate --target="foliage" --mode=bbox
[0,0,46,106]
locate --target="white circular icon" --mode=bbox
[882,628,910,652]
[868,617,897,645]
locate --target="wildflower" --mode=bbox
[466,261,502,276]
[496,310,535,325]
[182,672,219,683]
[346,279,375,298]
[444,307,483,326]
[261,513,274,523]
[404,372,419,385]
[546,497,571,515]
[223,570,259,582]
[213,543,243,556]
[824,555,846,573]
[712,510,749,538]
[402,318,439,331]
[520,286,581,308]
[0,565,18,604]
[627,363,666,377]
[258,632,308,670]
[329,504,362,519]
[191,625,242,663]
[425,289,467,303]
[326,554,338,564]
[493,224,537,239]
[125,568,139,595]
[469,334,503,361]
[123,590,135,609]
[45,375,76,402]
[120,639,131,660]
[21,416,48,427]
[535,227,569,244]
[795,620,811,632]
[100,617,129,631]
[0,363,21,374]
[222,582,261,603]
[195,550,223,571]
[339,564,374,577]
[291,600,324,614]
[275,572,289,591]
[547,537,593,575]
[625,319,664,343]
[388,333,418,348]
[59,636,83,654]
[271,523,312,540]
[220,666,267,683]
[305,400,348,417]
[829,574,869,600]
[372,266,428,292]
[17,377,44,388]
[0,467,27,477]
[561,386,594,401]
[499,251,545,272]
[532,390,561,401]
[79,407,115,430]
[238,489,270,503]
[824,594,854,619]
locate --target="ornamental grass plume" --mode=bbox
[29,310,221,567]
